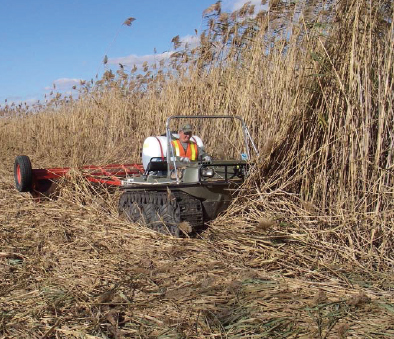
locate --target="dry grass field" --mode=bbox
[1,1,394,338]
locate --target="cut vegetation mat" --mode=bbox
[1,164,393,338]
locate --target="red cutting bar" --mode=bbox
[88,166,143,177]
[32,164,144,181]
[32,168,70,180]
[85,176,123,186]
[81,163,143,170]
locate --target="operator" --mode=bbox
[172,124,211,163]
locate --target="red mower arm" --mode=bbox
[14,155,144,198]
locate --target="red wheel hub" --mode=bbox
[16,164,21,184]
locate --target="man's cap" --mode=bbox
[180,124,192,133]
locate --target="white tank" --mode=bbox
[142,135,204,170]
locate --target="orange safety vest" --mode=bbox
[172,139,198,161]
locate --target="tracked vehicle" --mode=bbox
[118,115,258,236]
[13,115,258,236]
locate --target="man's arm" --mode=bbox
[198,146,211,162]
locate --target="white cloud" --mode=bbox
[223,0,267,13]
[0,96,40,108]
[24,97,39,105]
[51,78,81,90]
[2,95,23,102]
[179,34,200,48]
[108,51,173,68]
[108,35,200,69]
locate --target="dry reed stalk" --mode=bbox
[1,1,394,337]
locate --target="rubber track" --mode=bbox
[119,190,204,234]
[172,191,204,230]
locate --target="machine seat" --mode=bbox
[146,157,167,174]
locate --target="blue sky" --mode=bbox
[0,0,263,107]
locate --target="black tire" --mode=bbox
[129,203,144,223]
[143,203,159,226]
[142,198,181,237]
[157,202,181,237]
[118,192,129,215]
[14,155,33,192]
[119,193,144,223]
[118,191,182,237]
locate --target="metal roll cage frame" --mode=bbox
[165,115,259,184]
